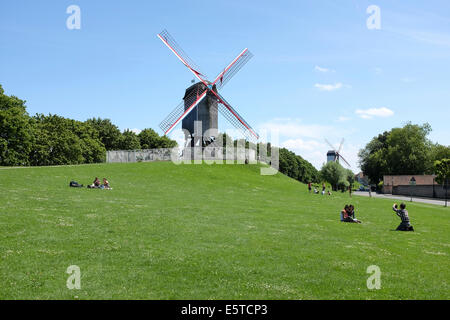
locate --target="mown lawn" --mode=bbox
[0,162,448,299]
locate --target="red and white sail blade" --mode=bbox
[212,49,253,91]
[338,153,351,167]
[157,29,207,83]
[214,92,259,140]
[159,89,208,136]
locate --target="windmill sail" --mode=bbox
[338,154,351,167]
[159,89,208,136]
[212,49,253,91]
[214,93,259,140]
[157,29,207,82]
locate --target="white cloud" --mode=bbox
[314,65,334,73]
[314,83,343,91]
[355,107,394,119]
[130,128,142,134]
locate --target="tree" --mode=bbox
[359,123,436,185]
[118,129,141,150]
[158,135,177,148]
[435,159,450,207]
[138,128,160,149]
[428,144,450,173]
[435,159,450,185]
[320,161,346,191]
[346,169,355,186]
[0,85,34,166]
[86,118,122,150]
[138,128,177,149]
[72,120,106,163]
[358,131,389,184]
[30,114,106,166]
[30,114,84,165]
[385,123,432,175]
[275,148,319,183]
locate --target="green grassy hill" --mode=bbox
[0,162,448,299]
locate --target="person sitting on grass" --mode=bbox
[340,204,362,223]
[340,205,349,222]
[314,187,319,194]
[392,203,414,231]
[87,177,101,189]
[348,204,362,223]
[102,178,112,190]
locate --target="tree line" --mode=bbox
[277,147,321,184]
[0,85,176,166]
[358,122,450,185]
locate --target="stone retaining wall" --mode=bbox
[106,147,257,163]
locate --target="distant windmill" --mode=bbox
[325,138,351,167]
[157,29,259,147]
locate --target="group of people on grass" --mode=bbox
[338,202,414,231]
[307,182,413,231]
[87,177,112,189]
[308,182,332,196]
[70,177,112,189]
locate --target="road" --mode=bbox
[353,191,448,207]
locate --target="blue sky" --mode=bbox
[1,0,449,169]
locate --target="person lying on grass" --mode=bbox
[393,203,414,231]
[340,204,362,223]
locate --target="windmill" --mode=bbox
[157,29,259,147]
[325,138,351,167]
